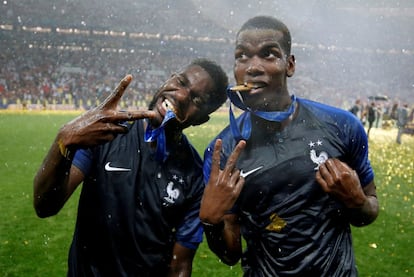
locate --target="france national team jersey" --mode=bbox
[204,98,374,276]
[69,120,204,276]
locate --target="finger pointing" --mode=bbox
[209,139,223,183]
[111,110,157,122]
[100,75,132,109]
[222,140,246,178]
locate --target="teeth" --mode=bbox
[163,99,177,114]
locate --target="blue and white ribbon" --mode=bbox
[144,109,176,162]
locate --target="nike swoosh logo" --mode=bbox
[240,166,263,178]
[104,162,131,172]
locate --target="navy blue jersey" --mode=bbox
[204,98,374,276]
[69,120,204,276]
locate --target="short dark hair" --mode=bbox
[237,16,292,56]
[190,58,228,114]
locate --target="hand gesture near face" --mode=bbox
[58,75,156,149]
[315,158,367,208]
[200,139,246,224]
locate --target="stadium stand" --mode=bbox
[1,0,413,110]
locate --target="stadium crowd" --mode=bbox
[2,0,414,113]
[0,43,224,110]
[2,40,413,111]
[1,25,413,122]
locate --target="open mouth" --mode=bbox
[162,99,182,121]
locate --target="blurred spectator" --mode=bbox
[349,98,363,121]
[396,103,409,144]
[375,102,384,128]
[366,101,376,138]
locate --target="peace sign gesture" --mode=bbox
[200,139,246,224]
[57,75,156,149]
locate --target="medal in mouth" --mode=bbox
[229,83,254,92]
[229,82,265,92]
[145,99,178,163]
[162,99,182,122]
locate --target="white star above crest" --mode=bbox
[309,139,323,148]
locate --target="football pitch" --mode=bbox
[1,111,413,276]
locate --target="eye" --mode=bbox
[192,95,204,106]
[235,49,248,61]
[263,47,283,60]
[176,75,186,86]
[171,73,187,86]
[263,49,274,58]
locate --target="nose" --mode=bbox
[246,57,264,76]
[172,86,191,109]
[176,88,190,101]
[161,80,177,91]
[163,79,190,100]
[161,79,191,112]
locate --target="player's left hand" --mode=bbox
[315,158,367,208]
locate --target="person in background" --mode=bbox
[349,98,361,117]
[396,103,409,144]
[200,16,379,276]
[33,58,228,277]
[375,102,383,128]
[366,101,376,138]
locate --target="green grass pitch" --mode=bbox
[1,111,413,276]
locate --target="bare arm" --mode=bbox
[202,213,242,265]
[33,140,84,218]
[316,158,379,226]
[167,243,196,277]
[199,139,246,265]
[348,181,378,226]
[33,75,155,218]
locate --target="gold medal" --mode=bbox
[229,83,253,91]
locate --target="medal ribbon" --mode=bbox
[227,87,297,141]
[144,109,176,162]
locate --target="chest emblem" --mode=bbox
[162,174,184,206]
[164,181,180,204]
[265,213,287,232]
[308,140,329,170]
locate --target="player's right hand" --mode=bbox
[57,75,156,149]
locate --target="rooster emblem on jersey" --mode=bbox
[310,149,328,170]
[164,181,180,204]
[308,139,329,170]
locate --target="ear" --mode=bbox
[286,55,295,77]
[191,115,210,126]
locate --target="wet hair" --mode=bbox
[237,16,292,56]
[189,58,228,114]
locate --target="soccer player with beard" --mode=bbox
[33,58,228,277]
